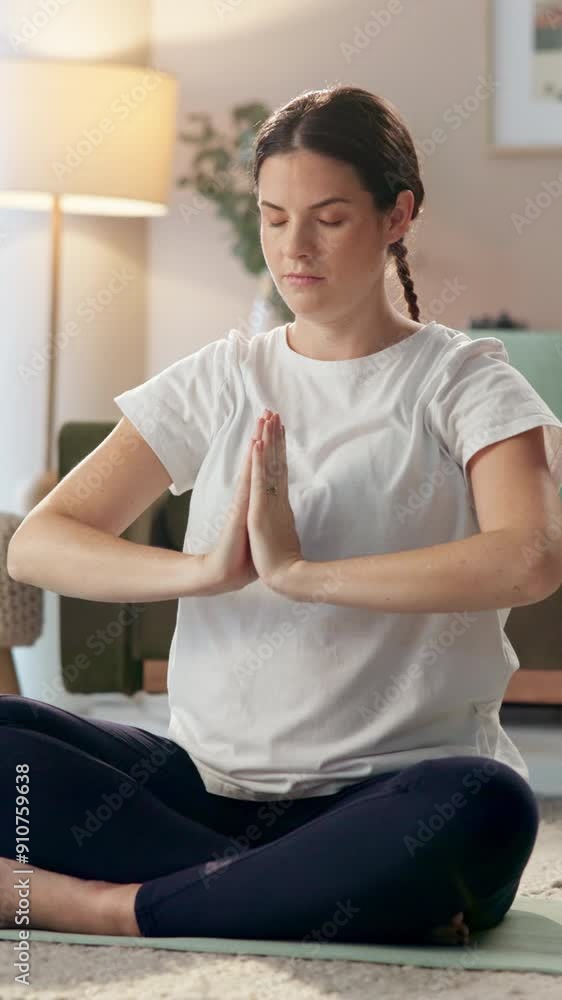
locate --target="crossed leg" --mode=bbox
[0,697,539,944]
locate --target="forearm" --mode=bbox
[7,512,216,603]
[278,529,551,613]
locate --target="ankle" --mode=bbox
[100,882,143,937]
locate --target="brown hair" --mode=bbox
[250,84,425,322]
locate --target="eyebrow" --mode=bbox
[258,197,353,211]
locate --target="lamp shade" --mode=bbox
[0,59,178,216]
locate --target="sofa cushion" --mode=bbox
[162,491,191,551]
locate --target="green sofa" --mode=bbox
[57,422,191,695]
[57,329,562,699]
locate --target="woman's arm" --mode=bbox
[7,511,219,603]
[273,425,562,613]
[272,529,556,613]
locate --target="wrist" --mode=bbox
[189,552,226,597]
[269,558,311,600]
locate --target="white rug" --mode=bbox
[0,798,560,999]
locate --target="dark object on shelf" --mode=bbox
[468,311,528,330]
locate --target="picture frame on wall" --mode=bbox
[486,0,562,155]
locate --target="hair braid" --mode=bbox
[388,236,420,322]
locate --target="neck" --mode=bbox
[288,311,421,362]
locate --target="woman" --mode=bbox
[3,84,562,946]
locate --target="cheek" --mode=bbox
[336,226,377,274]
[323,231,364,274]
[260,227,278,264]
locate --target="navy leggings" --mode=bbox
[0,695,540,943]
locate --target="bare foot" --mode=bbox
[0,856,142,936]
[421,910,471,946]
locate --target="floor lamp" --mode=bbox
[0,58,178,512]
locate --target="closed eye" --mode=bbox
[266,220,343,228]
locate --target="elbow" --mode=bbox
[524,552,562,604]
[6,527,32,584]
[6,539,23,582]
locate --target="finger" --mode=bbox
[251,436,264,496]
[271,414,280,481]
[236,434,256,502]
[279,419,288,489]
[238,413,268,506]
[256,410,271,442]
[263,416,277,494]
[242,414,266,484]
[246,415,267,485]
[270,414,284,488]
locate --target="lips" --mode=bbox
[285,275,325,285]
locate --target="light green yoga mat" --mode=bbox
[1,896,561,975]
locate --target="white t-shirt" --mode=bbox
[114,320,562,800]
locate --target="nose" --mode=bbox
[284,226,333,272]
[282,220,319,260]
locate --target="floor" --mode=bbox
[63,692,562,797]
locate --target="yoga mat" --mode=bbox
[1,896,561,976]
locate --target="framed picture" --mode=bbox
[486,0,562,155]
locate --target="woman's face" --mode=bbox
[257,149,403,321]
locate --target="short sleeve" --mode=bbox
[113,336,232,496]
[425,335,562,505]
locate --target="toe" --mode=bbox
[422,910,470,946]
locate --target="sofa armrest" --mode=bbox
[58,421,161,695]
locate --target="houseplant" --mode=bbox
[176,103,293,333]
